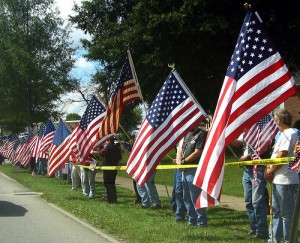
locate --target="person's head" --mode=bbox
[274,109,292,128]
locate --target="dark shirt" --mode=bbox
[100,143,122,166]
[181,128,207,164]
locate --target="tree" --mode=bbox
[66,113,81,121]
[70,0,300,114]
[0,0,78,132]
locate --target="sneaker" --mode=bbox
[248,230,256,235]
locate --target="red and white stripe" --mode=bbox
[194,53,296,209]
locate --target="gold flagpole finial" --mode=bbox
[168,63,175,70]
[244,3,251,10]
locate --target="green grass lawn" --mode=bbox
[0,149,270,243]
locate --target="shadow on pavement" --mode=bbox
[0,201,28,217]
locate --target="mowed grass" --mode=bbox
[0,149,269,243]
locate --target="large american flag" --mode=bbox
[69,95,113,163]
[126,70,207,186]
[194,9,297,208]
[39,119,56,154]
[98,57,142,139]
[48,119,71,176]
[244,113,278,159]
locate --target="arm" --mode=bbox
[184,148,203,163]
[264,150,286,182]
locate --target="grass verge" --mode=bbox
[0,162,267,243]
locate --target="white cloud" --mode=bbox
[54,0,98,117]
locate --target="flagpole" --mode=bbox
[127,49,148,114]
[171,68,208,119]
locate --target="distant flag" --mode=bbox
[39,119,56,154]
[69,95,113,163]
[48,119,72,176]
[289,132,300,170]
[244,113,279,160]
[126,70,207,186]
[1,134,19,160]
[19,129,36,166]
[98,56,142,139]
[11,138,21,165]
[194,9,297,209]
[31,124,47,158]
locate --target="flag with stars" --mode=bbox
[126,70,206,186]
[98,57,142,139]
[69,95,113,163]
[39,119,56,154]
[289,132,300,171]
[244,113,279,160]
[48,119,72,176]
[194,9,296,209]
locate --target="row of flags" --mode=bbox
[0,8,297,209]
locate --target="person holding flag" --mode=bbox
[264,109,299,243]
[176,124,208,227]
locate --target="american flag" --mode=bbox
[244,113,278,159]
[126,70,206,186]
[193,9,297,208]
[31,124,47,158]
[39,119,56,154]
[17,130,35,166]
[289,132,300,170]
[1,134,19,160]
[48,119,72,176]
[69,95,113,163]
[98,57,142,139]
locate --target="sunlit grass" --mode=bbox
[0,161,267,243]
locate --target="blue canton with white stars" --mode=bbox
[109,58,133,98]
[257,114,272,130]
[38,124,47,138]
[146,72,187,128]
[79,95,105,130]
[226,10,276,80]
[45,119,55,135]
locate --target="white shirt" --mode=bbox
[271,128,299,185]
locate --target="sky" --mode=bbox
[54,0,98,117]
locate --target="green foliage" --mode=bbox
[66,113,81,121]
[71,0,300,114]
[0,0,78,132]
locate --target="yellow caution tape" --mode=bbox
[225,157,294,166]
[76,157,294,171]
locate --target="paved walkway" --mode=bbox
[97,174,246,212]
[0,172,119,243]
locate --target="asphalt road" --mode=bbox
[0,173,119,243]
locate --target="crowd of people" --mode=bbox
[1,108,299,242]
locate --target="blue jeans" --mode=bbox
[242,166,268,237]
[37,158,46,175]
[82,168,96,198]
[137,172,161,208]
[268,184,298,243]
[174,169,185,221]
[182,168,207,226]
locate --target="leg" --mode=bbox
[136,182,150,208]
[174,169,185,221]
[182,169,198,225]
[145,172,161,207]
[103,170,117,203]
[88,170,96,198]
[242,168,256,234]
